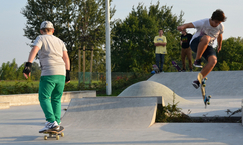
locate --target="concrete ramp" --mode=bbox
[148,71,243,117]
[148,71,243,98]
[61,97,157,129]
[118,81,192,106]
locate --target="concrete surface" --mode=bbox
[61,97,158,129]
[0,90,96,108]
[118,81,192,106]
[0,71,243,145]
[147,71,242,117]
[148,71,243,98]
[0,102,9,109]
[0,103,243,145]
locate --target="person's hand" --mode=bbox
[177,26,184,31]
[65,70,70,84]
[217,46,222,53]
[23,62,32,79]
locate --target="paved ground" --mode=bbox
[0,71,242,145]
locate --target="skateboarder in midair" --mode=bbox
[177,9,226,88]
[23,21,70,133]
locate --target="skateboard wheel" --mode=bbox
[203,84,206,87]
[61,132,64,137]
[207,102,210,105]
[208,95,211,98]
[44,135,48,140]
[205,77,208,80]
[56,135,59,140]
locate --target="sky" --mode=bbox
[0,0,242,66]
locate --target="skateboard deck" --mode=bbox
[152,64,160,73]
[172,61,181,72]
[42,126,64,140]
[197,73,211,108]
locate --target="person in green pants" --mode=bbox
[23,21,70,133]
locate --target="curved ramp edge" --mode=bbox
[118,81,193,106]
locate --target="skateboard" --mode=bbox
[172,61,181,72]
[152,64,160,73]
[197,73,211,108]
[42,126,64,140]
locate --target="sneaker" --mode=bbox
[39,121,60,133]
[182,69,186,72]
[193,59,202,68]
[190,69,193,72]
[192,79,200,89]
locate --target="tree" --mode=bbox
[21,0,116,73]
[216,37,243,70]
[111,2,184,72]
[0,59,18,80]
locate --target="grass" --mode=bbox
[0,73,153,96]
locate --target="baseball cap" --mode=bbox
[40,21,54,29]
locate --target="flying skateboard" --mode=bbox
[197,73,211,108]
[172,61,181,72]
[152,64,160,73]
[42,126,64,140]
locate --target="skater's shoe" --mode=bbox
[193,59,202,68]
[39,121,60,133]
[182,69,186,72]
[190,69,193,72]
[192,79,200,89]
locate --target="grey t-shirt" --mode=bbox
[33,34,67,76]
[190,18,224,46]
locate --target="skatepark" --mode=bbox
[0,71,243,145]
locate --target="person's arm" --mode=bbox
[217,34,223,53]
[177,23,195,31]
[63,51,70,83]
[23,46,40,79]
[28,46,40,62]
[154,36,167,47]
[154,42,166,47]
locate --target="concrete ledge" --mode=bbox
[0,102,10,109]
[0,90,96,107]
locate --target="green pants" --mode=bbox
[39,75,65,124]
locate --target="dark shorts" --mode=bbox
[190,36,216,61]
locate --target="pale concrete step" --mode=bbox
[0,102,10,109]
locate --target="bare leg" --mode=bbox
[196,35,211,60]
[201,55,217,78]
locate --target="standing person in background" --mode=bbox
[154,29,167,72]
[180,29,193,72]
[23,21,70,133]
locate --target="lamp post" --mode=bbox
[105,0,111,95]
